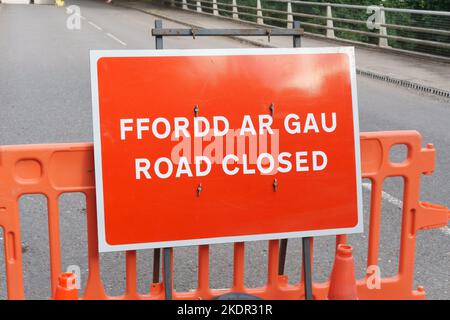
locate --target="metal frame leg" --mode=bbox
[302,237,313,300]
[155,20,164,49]
[152,19,165,290]
[293,21,301,48]
[152,249,161,283]
[163,248,173,300]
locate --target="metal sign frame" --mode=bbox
[150,20,314,300]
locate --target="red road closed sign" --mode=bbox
[90,48,363,252]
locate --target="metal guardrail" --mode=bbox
[163,0,450,57]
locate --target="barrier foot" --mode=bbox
[54,272,78,300]
[327,244,358,300]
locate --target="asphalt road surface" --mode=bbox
[0,0,449,300]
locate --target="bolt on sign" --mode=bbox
[90,48,363,252]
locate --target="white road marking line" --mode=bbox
[88,21,102,31]
[441,227,450,236]
[362,182,450,236]
[79,15,86,20]
[106,32,127,46]
[362,182,403,208]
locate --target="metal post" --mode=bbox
[163,248,173,300]
[182,0,188,10]
[154,20,163,49]
[196,0,202,13]
[302,237,313,300]
[232,0,239,20]
[326,5,335,39]
[155,26,173,301]
[378,4,389,47]
[152,20,163,285]
[152,249,161,283]
[256,0,264,25]
[293,20,301,48]
[286,1,293,29]
[212,0,219,16]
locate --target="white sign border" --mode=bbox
[90,47,364,253]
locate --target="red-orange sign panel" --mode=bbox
[90,48,363,252]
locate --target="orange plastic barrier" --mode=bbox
[0,131,448,300]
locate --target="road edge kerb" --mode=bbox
[115,1,450,100]
[356,69,450,98]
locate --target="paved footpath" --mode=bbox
[117,0,450,96]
